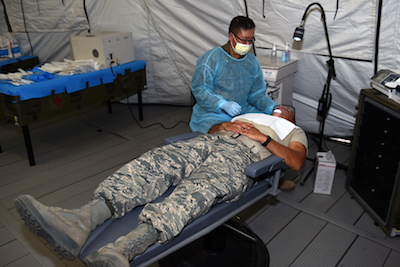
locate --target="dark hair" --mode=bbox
[229,16,255,35]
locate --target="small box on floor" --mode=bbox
[313,151,336,195]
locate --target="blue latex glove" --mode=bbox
[220,101,242,117]
[23,67,53,82]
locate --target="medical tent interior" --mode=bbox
[1,0,399,138]
[2,0,400,266]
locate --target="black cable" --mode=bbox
[109,62,189,130]
[262,0,265,18]
[83,0,91,33]
[333,0,339,20]
[244,0,248,17]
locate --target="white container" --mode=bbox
[271,44,277,63]
[257,55,298,105]
[313,151,337,195]
[0,35,11,59]
[70,31,135,68]
[282,42,290,62]
[9,35,21,58]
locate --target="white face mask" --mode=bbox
[231,35,252,56]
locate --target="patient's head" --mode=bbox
[272,105,295,123]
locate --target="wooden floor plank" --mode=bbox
[383,250,400,267]
[0,139,145,202]
[326,191,365,225]
[267,212,327,267]
[248,201,300,244]
[355,212,388,238]
[4,254,43,267]
[291,223,356,267]
[0,227,15,247]
[0,240,30,266]
[299,169,347,213]
[0,131,127,184]
[338,236,391,266]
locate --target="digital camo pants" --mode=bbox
[93,134,260,243]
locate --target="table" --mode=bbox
[0,60,147,166]
[0,55,39,73]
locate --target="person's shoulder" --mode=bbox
[196,47,227,66]
[199,46,223,58]
[290,126,306,141]
[245,52,261,65]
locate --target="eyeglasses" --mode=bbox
[230,31,255,44]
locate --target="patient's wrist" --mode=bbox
[261,135,272,147]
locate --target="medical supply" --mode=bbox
[0,35,11,59]
[370,69,400,104]
[257,55,298,105]
[314,151,336,195]
[282,42,290,62]
[9,34,21,58]
[70,31,135,68]
[271,44,277,63]
[220,101,242,116]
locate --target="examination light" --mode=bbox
[292,26,304,41]
[293,2,337,186]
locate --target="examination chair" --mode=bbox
[79,132,289,266]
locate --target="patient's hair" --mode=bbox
[272,107,296,124]
[229,16,255,34]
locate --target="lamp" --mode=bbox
[293,2,337,186]
[293,26,304,41]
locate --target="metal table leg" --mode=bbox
[138,89,143,121]
[22,125,35,166]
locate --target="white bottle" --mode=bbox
[282,42,290,62]
[0,35,11,59]
[271,44,277,63]
[8,34,21,58]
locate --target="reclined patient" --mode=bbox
[14,105,307,267]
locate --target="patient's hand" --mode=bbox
[220,121,253,134]
[238,126,265,143]
[232,121,254,133]
[208,121,254,134]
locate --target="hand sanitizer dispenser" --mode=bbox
[282,42,290,62]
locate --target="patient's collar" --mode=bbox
[232,113,298,140]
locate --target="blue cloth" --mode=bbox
[0,60,146,101]
[189,47,276,133]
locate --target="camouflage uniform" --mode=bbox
[94,133,259,243]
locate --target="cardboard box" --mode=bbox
[313,151,337,195]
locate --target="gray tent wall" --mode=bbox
[1,0,399,137]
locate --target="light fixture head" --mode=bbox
[293,26,305,41]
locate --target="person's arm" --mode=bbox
[191,50,227,113]
[247,57,276,114]
[208,121,254,134]
[239,127,306,171]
